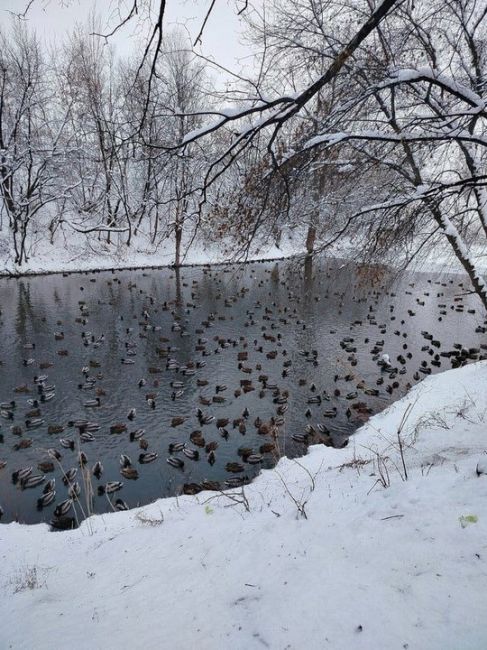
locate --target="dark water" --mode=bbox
[0,257,485,525]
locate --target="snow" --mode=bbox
[1,362,487,650]
[0,228,306,277]
[386,67,487,110]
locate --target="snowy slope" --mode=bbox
[1,362,487,650]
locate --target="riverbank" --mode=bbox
[2,225,487,279]
[1,362,486,649]
[0,229,307,278]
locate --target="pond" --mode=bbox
[0,256,485,526]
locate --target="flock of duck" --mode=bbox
[0,259,485,529]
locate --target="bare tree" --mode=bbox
[0,23,71,265]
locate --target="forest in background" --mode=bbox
[1,0,487,305]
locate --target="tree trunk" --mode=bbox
[305,225,316,257]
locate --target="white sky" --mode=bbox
[0,0,256,85]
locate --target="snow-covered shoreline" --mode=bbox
[0,231,308,278]
[2,362,486,649]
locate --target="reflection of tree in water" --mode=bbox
[15,281,34,340]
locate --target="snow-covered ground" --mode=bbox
[0,227,307,277]
[2,220,486,278]
[1,362,486,650]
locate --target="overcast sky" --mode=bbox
[0,0,256,84]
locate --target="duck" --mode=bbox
[246,454,263,464]
[60,438,75,450]
[115,499,129,511]
[168,441,185,453]
[54,498,73,517]
[84,398,101,408]
[98,481,123,495]
[48,424,64,434]
[68,481,81,498]
[13,438,33,450]
[37,490,56,509]
[225,462,244,473]
[50,516,76,530]
[127,408,136,420]
[129,428,145,441]
[120,454,132,468]
[183,483,202,495]
[167,456,184,469]
[121,466,139,480]
[21,474,46,489]
[12,466,33,485]
[110,423,127,434]
[92,461,104,478]
[139,452,158,464]
[182,447,199,461]
[38,461,55,473]
[62,467,77,485]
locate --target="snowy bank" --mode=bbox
[0,228,307,277]
[1,362,487,650]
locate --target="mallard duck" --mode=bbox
[201,480,220,491]
[171,416,186,427]
[182,483,202,495]
[167,456,184,469]
[37,490,56,509]
[128,428,144,442]
[115,498,129,511]
[121,466,139,480]
[139,452,158,464]
[92,461,103,478]
[127,408,136,420]
[50,515,76,530]
[247,454,263,464]
[62,467,77,485]
[110,423,127,434]
[225,476,247,487]
[38,461,54,473]
[43,478,55,493]
[120,454,132,468]
[48,424,64,434]
[98,481,123,495]
[13,438,33,450]
[168,441,185,453]
[190,430,205,445]
[225,462,244,473]
[21,474,45,489]
[12,466,33,484]
[183,447,199,461]
[54,498,73,517]
[84,398,101,408]
[68,481,81,498]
